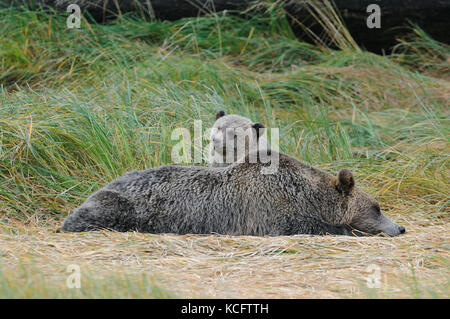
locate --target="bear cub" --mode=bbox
[209,110,269,167]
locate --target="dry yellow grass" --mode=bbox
[1,213,448,298]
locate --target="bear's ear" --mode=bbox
[252,122,265,139]
[216,110,226,120]
[336,168,355,194]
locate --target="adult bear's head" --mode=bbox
[334,168,406,236]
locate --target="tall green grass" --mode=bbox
[393,26,450,77]
[0,7,448,224]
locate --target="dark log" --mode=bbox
[3,0,450,53]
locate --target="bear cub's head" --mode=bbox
[335,168,406,236]
[210,110,266,166]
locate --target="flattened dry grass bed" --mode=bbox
[0,215,448,298]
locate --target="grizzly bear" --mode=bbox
[209,111,267,167]
[61,150,405,236]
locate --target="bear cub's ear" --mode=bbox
[252,122,265,139]
[336,168,355,194]
[216,110,226,120]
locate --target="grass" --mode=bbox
[0,4,449,298]
[0,264,175,298]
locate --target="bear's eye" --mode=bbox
[373,205,381,215]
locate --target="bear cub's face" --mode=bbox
[210,110,264,163]
[336,168,406,236]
